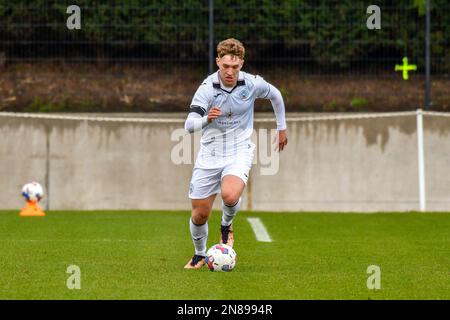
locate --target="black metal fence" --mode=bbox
[0,1,448,71]
[0,1,448,112]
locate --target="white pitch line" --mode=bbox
[247,217,273,242]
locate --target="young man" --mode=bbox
[184,38,288,269]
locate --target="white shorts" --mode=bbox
[188,145,255,199]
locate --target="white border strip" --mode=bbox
[259,111,417,122]
[247,217,273,242]
[422,111,450,118]
[0,110,430,123]
[0,112,185,123]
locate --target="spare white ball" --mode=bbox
[21,182,44,203]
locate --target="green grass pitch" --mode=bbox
[0,210,449,300]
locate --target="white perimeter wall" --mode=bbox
[1,113,450,212]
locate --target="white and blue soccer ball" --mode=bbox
[21,182,44,203]
[205,244,237,272]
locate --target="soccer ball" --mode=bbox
[21,182,44,203]
[205,243,237,272]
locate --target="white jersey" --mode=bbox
[189,71,272,165]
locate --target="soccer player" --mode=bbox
[184,38,288,269]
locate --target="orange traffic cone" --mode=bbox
[19,201,46,217]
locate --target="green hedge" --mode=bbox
[0,0,448,72]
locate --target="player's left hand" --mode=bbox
[273,129,288,152]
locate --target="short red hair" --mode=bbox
[217,38,245,60]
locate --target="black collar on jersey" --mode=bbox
[213,72,246,94]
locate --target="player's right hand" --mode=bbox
[207,106,222,123]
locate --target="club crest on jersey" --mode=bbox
[239,89,249,100]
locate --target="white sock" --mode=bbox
[221,197,242,227]
[189,218,208,256]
